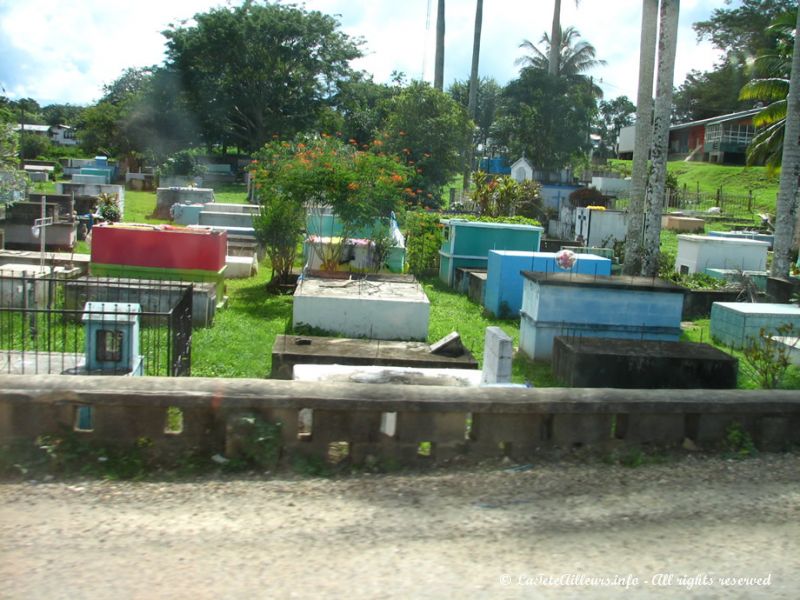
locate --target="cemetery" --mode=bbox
[3,167,800,471]
[4,173,793,462]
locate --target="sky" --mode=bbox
[0,0,729,107]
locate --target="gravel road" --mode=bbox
[1,453,799,599]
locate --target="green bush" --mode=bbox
[405,210,443,274]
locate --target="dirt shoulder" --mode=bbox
[1,453,799,599]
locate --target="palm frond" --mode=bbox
[747,120,785,168]
[739,78,790,102]
[752,99,787,127]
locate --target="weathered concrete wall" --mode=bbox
[1,375,798,464]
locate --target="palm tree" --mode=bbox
[738,11,796,168]
[772,7,800,278]
[516,26,606,96]
[434,0,445,91]
[549,0,563,77]
[622,0,659,276]
[463,0,484,190]
[547,0,582,77]
[642,0,680,278]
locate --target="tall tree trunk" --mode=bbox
[463,0,483,191]
[642,0,680,277]
[622,0,659,276]
[548,0,562,77]
[773,8,800,278]
[434,0,445,91]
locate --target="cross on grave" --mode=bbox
[575,207,589,243]
[31,195,54,273]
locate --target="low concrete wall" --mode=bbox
[2,376,798,463]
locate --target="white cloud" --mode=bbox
[0,0,729,106]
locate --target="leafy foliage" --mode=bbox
[742,324,799,389]
[470,171,543,219]
[594,96,635,158]
[251,136,411,280]
[516,26,606,97]
[164,3,361,151]
[492,69,596,172]
[381,81,473,205]
[157,149,206,177]
[404,210,444,274]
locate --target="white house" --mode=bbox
[13,123,78,146]
[49,124,78,146]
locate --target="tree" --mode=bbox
[622,0,658,276]
[673,0,794,125]
[76,66,196,160]
[672,65,750,122]
[516,26,606,96]
[738,10,797,168]
[694,0,796,68]
[381,81,472,204]
[491,69,596,172]
[41,104,85,127]
[323,74,398,147]
[0,123,28,200]
[549,0,563,77]
[771,7,800,278]
[449,77,500,151]
[642,0,680,278]
[595,96,636,157]
[164,2,361,151]
[434,0,445,91]
[251,136,412,280]
[463,0,484,190]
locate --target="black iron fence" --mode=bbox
[0,271,192,376]
[614,186,775,220]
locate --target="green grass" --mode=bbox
[610,159,780,218]
[191,263,294,378]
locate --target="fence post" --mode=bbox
[715,188,721,209]
[748,190,753,213]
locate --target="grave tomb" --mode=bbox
[704,268,768,291]
[124,172,156,191]
[90,223,227,301]
[439,219,543,287]
[519,272,685,361]
[154,187,214,219]
[55,183,125,218]
[64,277,214,327]
[710,302,800,349]
[72,174,107,185]
[675,234,769,274]
[0,250,90,275]
[707,230,774,249]
[304,208,406,273]
[772,336,800,366]
[292,275,430,341]
[552,337,738,388]
[0,264,52,308]
[271,334,477,379]
[574,208,628,247]
[2,201,77,251]
[484,250,612,317]
[661,215,705,233]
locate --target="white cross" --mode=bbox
[31,195,54,273]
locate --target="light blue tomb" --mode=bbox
[484,250,612,317]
